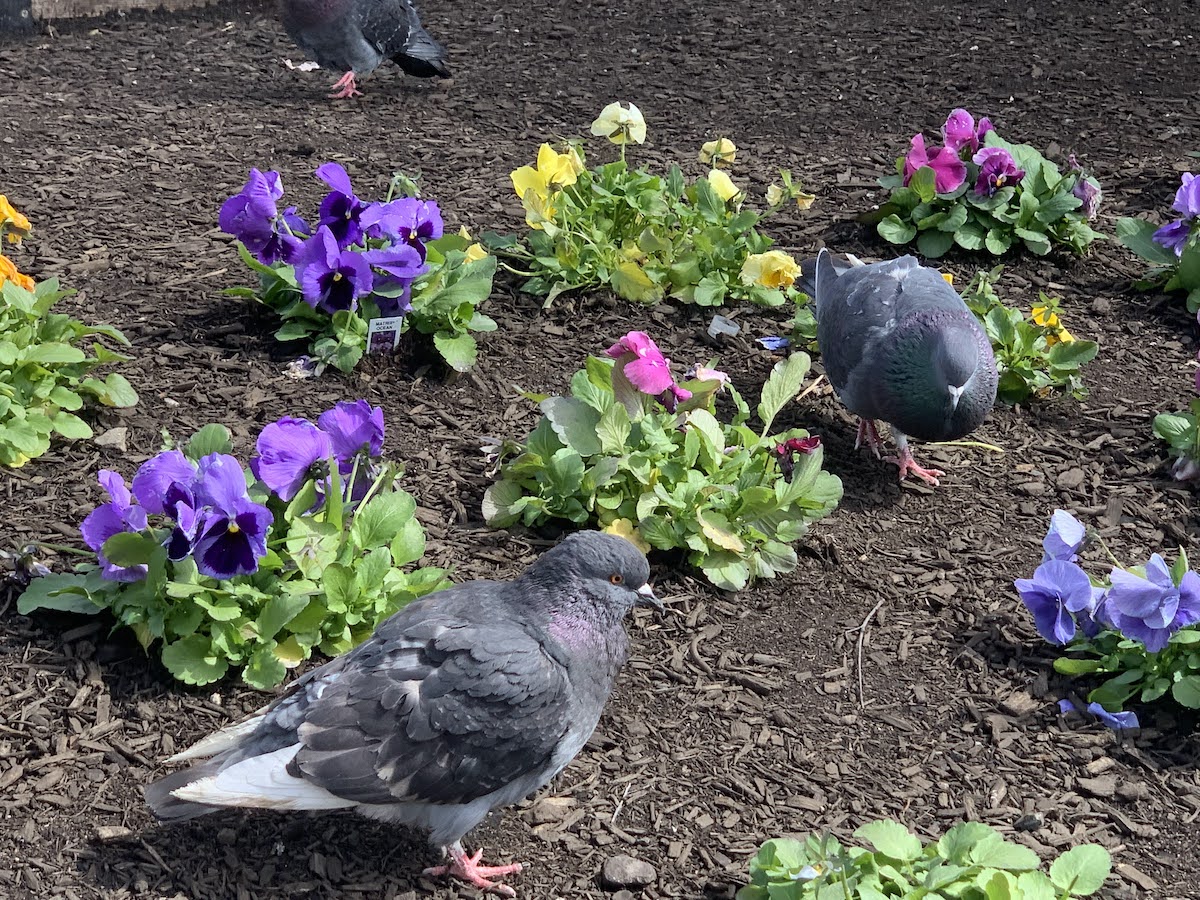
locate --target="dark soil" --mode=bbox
[2,0,1200,898]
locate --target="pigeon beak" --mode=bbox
[635,582,663,611]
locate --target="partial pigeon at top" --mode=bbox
[804,249,998,485]
[145,532,660,897]
[279,0,450,99]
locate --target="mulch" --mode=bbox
[1,0,1198,897]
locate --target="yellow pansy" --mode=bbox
[603,518,651,554]
[707,168,742,204]
[590,102,647,145]
[0,253,34,291]
[793,191,816,210]
[0,195,30,244]
[740,250,801,290]
[766,184,785,207]
[1031,305,1059,329]
[511,143,581,204]
[521,190,557,231]
[699,137,737,169]
[464,242,489,263]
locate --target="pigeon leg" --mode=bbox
[885,432,944,486]
[423,843,523,897]
[854,419,884,458]
[328,70,362,99]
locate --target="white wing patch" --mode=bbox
[171,745,357,811]
[167,715,267,763]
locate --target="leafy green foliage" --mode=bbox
[1153,399,1200,481]
[0,278,138,467]
[961,266,1098,403]
[1116,216,1200,312]
[868,132,1102,258]
[487,129,814,309]
[18,424,451,689]
[483,352,842,591]
[738,821,1111,900]
[229,232,497,374]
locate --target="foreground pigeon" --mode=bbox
[804,249,997,485]
[145,532,660,897]
[279,0,450,99]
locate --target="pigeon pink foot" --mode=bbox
[854,418,884,458]
[424,844,523,897]
[885,444,944,486]
[328,70,362,99]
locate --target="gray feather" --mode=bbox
[144,532,656,853]
[811,249,998,443]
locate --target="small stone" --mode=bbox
[95,825,133,842]
[1056,468,1085,490]
[1076,775,1117,798]
[612,891,636,900]
[1017,481,1047,496]
[93,427,128,451]
[528,796,576,825]
[1091,297,1111,314]
[1116,781,1149,801]
[999,692,1038,717]
[601,854,657,889]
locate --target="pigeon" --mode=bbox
[802,249,998,485]
[145,532,660,897]
[279,0,450,99]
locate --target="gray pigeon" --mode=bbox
[145,532,660,897]
[803,249,998,485]
[279,0,450,99]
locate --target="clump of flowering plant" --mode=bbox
[960,265,1098,403]
[223,164,497,374]
[1117,172,1200,311]
[867,108,1102,257]
[1014,509,1200,718]
[483,331,842,591]
[485,102,816,310]
[740,822,1111,900]
[1151,344,1200,482]
[18,402,450,689]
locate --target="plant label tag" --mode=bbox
[367,316,404,354]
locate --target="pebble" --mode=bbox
[601,854,657,889]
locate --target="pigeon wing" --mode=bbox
[282,612,572,806]
[358,0,449,76]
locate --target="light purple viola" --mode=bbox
[188,454,272,580]
[219,170,310,265]
[1014,559,1096,645]
[1152,219,1193,257]
[1104,554,1200,652]
[251,417,334,501]
[361,198,444,258]
[294,226,375,314]
[318,400,385,469]
[361,240,427,316]
[903,133,967,194]
[942,108,994,155]
[315,162,370,249]
[756,336,791,351]
[973,147,1025,197]
[131,450,198,516]
[80,471,150,582]
[1059,698,1139,731]
[1072,177,1102,220]
[1042,509,1086,562]
[1171,172,1200,219]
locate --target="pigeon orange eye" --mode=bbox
[609,574,623,585]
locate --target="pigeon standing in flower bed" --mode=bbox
[803,249,997,485]
[145,532,660,897]
[279,0,450,99]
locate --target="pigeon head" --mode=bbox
[885,311,998,442]
[526,531,660,615]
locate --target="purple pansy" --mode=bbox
[1171,172,1200,219]
[131,450,198,516]
[1072,178,1102,220]
[361,240,428,316]
[1104,554,1200,652]
[1015,559,1097,645]
[251,417,334,501]
[903,134,967,194]
[318,400,385,468]
[163,480,201,562]
[294,226,375,314]
[942,108,993,155]
[1153,219,1193,257]
[973,147,1025,197]
[315,162,369,249]
[1087,702,1139,731]
[219,169,309,265]
[756,336,791,351]
[361,198,444,258]
[80,470,150,582]
[1042,509,1086,562]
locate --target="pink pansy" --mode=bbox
[605,331,675,395]
[942,108,995,155]
[903,134,967,194]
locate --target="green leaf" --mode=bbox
[482,480,526,527]
[936,821,998,863]
[433,332,478,372]
[596,402,631,455]
[916,228,955,258]
[257,592,314,642]
[541,396,603,456]
[1053,657,1105,675]
[757,352,811,433]
[1152,412,1194,444]
[610,260,661,304]
[24,343,87,365]
[243,643,288,689]
[1047,340,1099,369]
[101,531,157,567]
[1049,845,1111,896]
[968,835,1039,870]
[390,518,427,566]
[97,373,139,408]
[17,573,105,615]
[878,213,918,244]
[350,491,418,549]
[186,423,234,459]
[51,412,93,440]
[321,563,358,613]
[985,229,1013,255]
[699,552,750,592]
[854,820,923,862]
[160,634,229,686]
[1171,674,1200,708]
[1116,216,1180,265]
[909,165,937,203]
